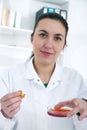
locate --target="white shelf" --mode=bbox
[0,26,33,48]
[34,0,68,5]
[0,44,33,67]
[0,26,33,36]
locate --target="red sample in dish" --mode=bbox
[47,107,71,117]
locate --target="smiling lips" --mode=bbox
[41,50,53,56]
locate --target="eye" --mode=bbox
[39,33,47,38]
[54,36,62,41]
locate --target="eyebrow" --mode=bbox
[39,30,47,34]
[39,30,64,38]
[56,34,64,38]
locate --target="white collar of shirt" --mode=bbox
[24,58,64,84]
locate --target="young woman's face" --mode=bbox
[31,18,66,65]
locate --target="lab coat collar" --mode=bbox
[25,58,39,80]
[25,58,64,82]
[50,63,63,82]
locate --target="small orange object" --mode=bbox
[20,93,26,98]
[54,107,71,112]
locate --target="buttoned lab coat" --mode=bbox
[0,58,87,130]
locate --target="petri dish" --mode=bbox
[47,107,71,117]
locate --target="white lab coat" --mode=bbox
[0,58,87,130]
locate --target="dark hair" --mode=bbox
[30,13,69,59]
[32,12,68,37]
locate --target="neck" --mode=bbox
[33,59,55,83]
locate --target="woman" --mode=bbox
[0,13,87,130]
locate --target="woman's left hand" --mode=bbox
[54,98,87,120]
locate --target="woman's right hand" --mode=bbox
[0,90,23,119]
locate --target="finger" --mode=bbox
[78,111,87,121]
[3,100,22,118]
[9,106,20,118]
[1,90,22,102]
[67,106,81,117]
[6,106,21,118]
[5,96,22,108]
[67,110,76,117]
[7,100,22,112]
[54,100,73,109]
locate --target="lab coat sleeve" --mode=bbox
[0,68,17,129]
[72,74,87,130]
[77,73,87,99]
[73,115,87,130]
[0,111,17,130]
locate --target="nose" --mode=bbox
[44,37,53,48]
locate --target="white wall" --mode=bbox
[63,0,87,80]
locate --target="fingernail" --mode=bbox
[18,90,22,94]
